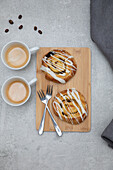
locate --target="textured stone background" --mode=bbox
[0,0,113,170]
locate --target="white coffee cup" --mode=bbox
[1,76,37,106]
[1,41,39,70]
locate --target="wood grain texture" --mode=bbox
[36,47,91,132]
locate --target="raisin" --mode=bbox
[55,61,58,64]
[46,52,55,58]
[62,112,65,115]
[59,57,65,62]
[62,112,67,116]
[67,99,71,102]
[60,103,62,108]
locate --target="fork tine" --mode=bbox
[47,85,49,94]
[37,91,41,99]
[51,85,53,95]
[46,85,53,95]
[46,85,49,94]
[39,90,43,98]
[39,90,42,98]
[41,89,45,98]
[39,90,44,98]
[49,85,50,94]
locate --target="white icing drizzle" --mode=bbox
[47,54,77,71]
[53,101,63,120]
[67,89,84,121]
[53,89,88,124]
[53,101,68,121]
[59,93,75,124]
[54,50,73,59]
[40,65,65,83]
[41,50,77,83]
[53,54,76,69]
[55,95,75,124]
[71,89,87,116]
[43,56,65,72]
[67,56,73,59]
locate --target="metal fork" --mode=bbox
[38,85,53,135]
[37,88,62,137]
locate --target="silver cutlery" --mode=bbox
[38,85,53,135]
[37,88,62,137]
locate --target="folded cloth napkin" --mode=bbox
[101,119,113,148]
[90,0,113,68]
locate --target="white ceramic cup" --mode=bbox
[1,41,39,70]
[1,76,37,106]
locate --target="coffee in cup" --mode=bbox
[5,44,29,68]
[1,41,39,70]
[1,76,37,106]
[6,80,29,104]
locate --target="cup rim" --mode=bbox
[1,40,31,70]
[1,76,31,106]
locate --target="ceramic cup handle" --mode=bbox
[29,78,37,86]
[30,47,39,54]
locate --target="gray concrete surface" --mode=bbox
[0,0,113,169]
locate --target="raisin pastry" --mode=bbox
[40,49,77,83]
[52,88,88,125]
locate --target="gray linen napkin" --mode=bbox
[91,0,113,148]
[90,0,113,68]
[101,119,113,148]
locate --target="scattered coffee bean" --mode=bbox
[38,30,42,34]
[34,26,37,31]
[4,16,43,35]
[18,15,22,19]
[18,25,23,29]
[5,29,9,33]
[9,20,14,25]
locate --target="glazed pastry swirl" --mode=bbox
[40,49,77,83]
[52,89,88,125]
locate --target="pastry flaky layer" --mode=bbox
[40,49,77,84]
[52,89,88,125]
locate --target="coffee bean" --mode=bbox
[18,15,22,19]
[38,30,42,34]
[5,29,9,33]
[18,25,23,29]
[9,20,14,25]
[34,26,37,31]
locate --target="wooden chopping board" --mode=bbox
[36,47,91,132]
